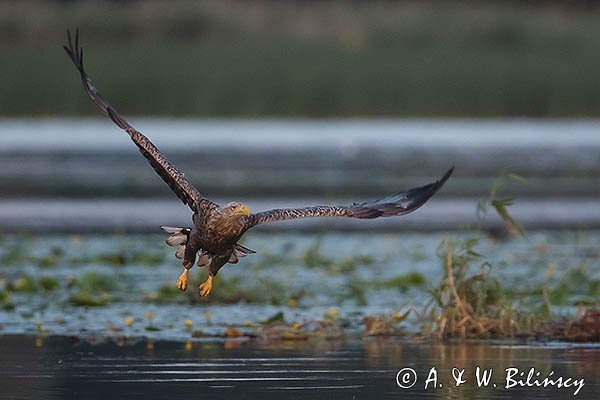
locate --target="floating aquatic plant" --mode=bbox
[146,284,185,304]
[376,272,427,292]
[1,291,15,311]
[69,291,110,307]
[76,271,119,293]
[11,276,37,292]
[38,276,60,292]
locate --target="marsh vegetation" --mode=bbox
[0,226,598,342]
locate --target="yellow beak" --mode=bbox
[237,205,251,216]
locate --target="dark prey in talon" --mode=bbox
[63,30,454,297]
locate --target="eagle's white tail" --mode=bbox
[161,226,191,260]
[161,226,256,263]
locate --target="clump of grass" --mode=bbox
[69,249,165,267]
[38,276,60,292]
[36,247,64,268]
[554,309,600,342]
[343,278,369,306]
[197,274,289,305]
[76,271,118,293]
[0,240,67,268]
[261,311,286,325]
[477,171,528,238]
[129,251,166,266]
[303,239,375,274]
[259,318,345,341]
[0,244,30,266]
[7,275,60,294]
[11,276,37,293]
[146,284,185,304]
[364,310,410,336]
[338,271,424,307]
[376,272,427,292]
[541,262,599,310]
[287,291,306,308]
[254,251,287,268]
[145,310,161,331]
[69,253,127,267]
[68,271,118,307]
[69,292,110,307]
[1,291,15,311]
[424,237,524,339]
[145,325,161,332]
[502,261,600,319]
[337,254,375,272]
[303,239,333,268]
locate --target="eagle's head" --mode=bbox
[224,202,251,217]
[211,202,250,240]
[217,202,251,237]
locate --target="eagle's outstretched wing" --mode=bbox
[246,167,453,228]
[63,30,218,214]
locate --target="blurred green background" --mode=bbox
[4,0,600,117]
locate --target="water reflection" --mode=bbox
[0,335,597,399]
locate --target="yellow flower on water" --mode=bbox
[146,311,155,321]
[291,322,302,331]
[146,292,158,300]
[545,264,558,279]
[184,319,193,328]
[185,340,193,351]
[242,320,256,328]
[124,317,134,326]
[392,309,410,321]
[325,307,339,320]
[14,278,28,290]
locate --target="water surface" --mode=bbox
[1,335,597,399]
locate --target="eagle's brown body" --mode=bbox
[189,204,250,273]
[64,30,454,297]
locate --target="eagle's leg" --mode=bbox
[199,254,229,297]
[176,268,189,291]
[199,274,213,297]
[177,239,200,291]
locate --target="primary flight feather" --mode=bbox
[64,30,454,297]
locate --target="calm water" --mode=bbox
[1,335,597,399]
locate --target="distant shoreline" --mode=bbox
[4,1,600,117]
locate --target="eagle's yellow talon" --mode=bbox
[199,275,213,297]
[177,269,188,291]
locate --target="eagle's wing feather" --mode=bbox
[63,30,217,214]
[247,167,453,228]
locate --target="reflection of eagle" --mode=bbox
[64,31,453,297]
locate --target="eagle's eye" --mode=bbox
[234,203,250,216]
[224,202,250,216]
